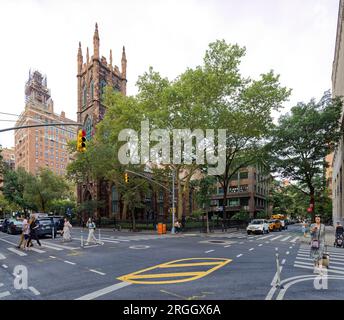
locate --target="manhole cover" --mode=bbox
[208,240,227,244]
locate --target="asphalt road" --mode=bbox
[0,224,344,300]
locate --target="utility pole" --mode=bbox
[171,169,175,234]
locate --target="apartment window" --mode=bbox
[218,187,224,194]
[50,141,54,146]
[228,199,239,207]
[35,151,38,158]
[240,172,248,179]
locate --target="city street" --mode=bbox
[0,224,343,300]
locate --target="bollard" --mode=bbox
[52,226,55,240]
[81,229,84,248]
[274,248,284,289]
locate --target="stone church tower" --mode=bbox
[76,23,127,219]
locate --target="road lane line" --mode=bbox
[49,256,56,259]
[41,244,63,251]
[281,259,286,265]
[286,251,290,255]
[205,250,215,253]
[249,248,254,251]
[41,241,80,250]
[30,248,46,253]
[76,281,132,300]
[289,246,293,249]
[28,287,40,296]
[0,291,11,299]
[265,241,270,244]
[270,235,283,241]
[224,245,231,248]
[0,253,5,260]
[258,244,263,247]
[89,269,106,276]
[293,264,344,275]
[259,234,275,240]
[64,260,76,265]
[290,237,299,243]
[2,264,8,269]
[281,236,291,242]
[236,254,243,257]
[0,238,18,246]
[7,247,27,257]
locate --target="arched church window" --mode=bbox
[84,117,92,141]
[100,80,107,101]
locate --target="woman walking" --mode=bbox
[62,218,72,242]
[85,218,100,245]
[27,216,41,247]
[310,214,325,274]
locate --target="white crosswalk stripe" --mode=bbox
[41,244,63,251]
[280,236,292,242]
[258,234,275,240]
[270,235,283,241]
[0,291,11,299]
[7,247,27,256]
[30,248,46,253]
[0,253,6,260]
[290,236,299,243]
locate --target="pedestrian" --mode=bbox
[174,220,181,233]
[62,218,72,242]
[85,218,100,245]
[27,216,42,247]
[22,217,31,251]
[310,214,326,275]
[17,215,27,249]
[302,223,306,237]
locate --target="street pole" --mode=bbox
[274,248,283,288]
[171,169,175,234]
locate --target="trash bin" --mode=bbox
[157,223,163,235]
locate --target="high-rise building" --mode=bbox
[332,0,344,224]
[14,70,77,175]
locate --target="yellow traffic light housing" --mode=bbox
[124,172,129,183]
[77,129,86,152]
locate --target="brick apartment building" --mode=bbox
[210,165,272,219]
[15,70,77,176]
[2,147,15,171]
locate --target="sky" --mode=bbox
[0,0,340,148]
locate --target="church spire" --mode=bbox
[121,46,127,79]
[93,22,100,59]
[77,42,83,73]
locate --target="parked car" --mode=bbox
[7,220,23,235]
[1,218,13,233]
[247,219,269,235]
[35,218,56,238]
[268,219,282,232]
[48,216,64,234]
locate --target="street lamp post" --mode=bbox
[171,169,175,234]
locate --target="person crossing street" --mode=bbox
[85,217,102,245]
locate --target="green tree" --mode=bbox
[24,168,70,212]
[269,92,342,221]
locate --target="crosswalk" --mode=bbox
[207,231,301,244]
[294,246,344,275]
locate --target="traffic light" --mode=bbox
[124,172,129,183]
[77,129,86,152]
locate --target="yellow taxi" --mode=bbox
[268,219,282,232]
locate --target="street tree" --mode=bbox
[269,91,342,221]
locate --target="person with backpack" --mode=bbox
[85,217,101,245]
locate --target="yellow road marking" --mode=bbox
[159,262,220,268]
[122,272,206,280]
[117,257,231,285]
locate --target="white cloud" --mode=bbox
[0,0,339,147]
